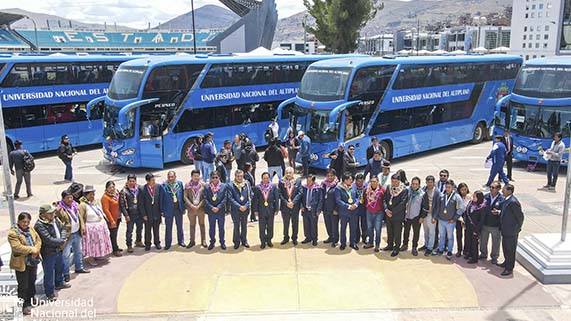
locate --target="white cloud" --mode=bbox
[0,0,307,29]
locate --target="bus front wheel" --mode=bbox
[181,139,195,165]
[472,123,485,144]
[381,141,392,161]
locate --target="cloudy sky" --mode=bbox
[1,0,307,29]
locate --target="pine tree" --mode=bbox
[304,0,382,53]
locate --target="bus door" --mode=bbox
[139,115,164,169]
[343,109,369,165]
[495,94,512,132]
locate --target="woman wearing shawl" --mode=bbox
[101,181,122,257]
[184,170,207,248]
[364,176,385,252]
[8,212,41,314]
[383,173,409,257]
[321,169,339,247]
[78,185,112,266]
[465,191,486,264]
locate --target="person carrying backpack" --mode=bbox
[9,140,33,199]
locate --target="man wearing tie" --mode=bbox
[366,137,381,161]
[252,172,280,249]
[495,184,524,276]
[480,181,505,264]
[301,174,323,246]
[227,170,252,249]
[343,145,359,176]
[502,129,514,182]
[278,167,303,246]
[204,172,228,250]
[437,169,449,193]
[161,171,185,250]
[140,173,162,251]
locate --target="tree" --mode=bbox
[303,0,382,53]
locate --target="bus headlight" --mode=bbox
[521,147,528,153]
[310,153,318,161]
[516,146,523,153]
[121,148,136,156]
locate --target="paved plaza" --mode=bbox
[2,141,571,321]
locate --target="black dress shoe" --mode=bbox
[399,245,408,251]
[390,250,399,257]
[220,244,227,250]
[164,246,171,251]
[497,261,507,267]
[412,248,418,256]
[312,240,318,246]
[75,269,90,274]
[501,269,513,276]
[260,243,266,249]
[323,238,332,244]
[280,239,289,245]
[186,241,196,249]
[467,259,478,264]
[64,275,70,283]
[374,247,380,252]
[418,245,427,251]
[145,246,151,251]
[55,283,71,290]
[340,244,346,250]
[292,240,298,246]
[233,243,240,250]
[382,246,393,251]
[331,242,337,248]
[350,244,359,251]
[456,252,462,258]
[267,241,274,248]
[243,242,250,248]
[301,239,311,244]
[208,243,215,251]
[178,242,186,247]
[155,245,162,250]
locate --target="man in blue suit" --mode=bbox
[484,135,509,188]
[161,171,185,250]
[495,184,524,276]
[335,173,360,251]
[301,174,322,246]
[204,172,228,250]
[227,170,251,249]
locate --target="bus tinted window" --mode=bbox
[393,63,521,89]
[108,66,147,100]
[370,84,482,134]
[2,64,30,87]
[30,64,73,86]
[349,66,395,99]
[2,103,100,129]
[513,65,571,98]
[201,61,313,88]
[298,67,352,102]
[74,63,118,84]
[143,64,204,94]
[174,101,284,133]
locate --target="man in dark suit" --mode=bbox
[119,174,144,253]
[161,171,186,250]
[204,172,228,250]
[480,181,505,264]
[139,173,162,251]
[301,174,323,246]
[252,172,280,249]
[501,129,514,181]
[343,145,359,176]
[495,184,524,276]
[227,170,251,249]
[366,137,381,161]
[278,167,302,245]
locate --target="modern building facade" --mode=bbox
[510,0,569,60]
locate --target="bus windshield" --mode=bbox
[513,65,571,98]
[108,65,147,100]
[298,66,352,102]
[510,102,571,138]
[290,105,339,143]
[103,103,135,139]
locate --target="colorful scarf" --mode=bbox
[390,182,406,197]
[58,200,79,223]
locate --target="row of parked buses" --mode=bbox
[4,52,566,168]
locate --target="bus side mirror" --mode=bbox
[495,94,511,113]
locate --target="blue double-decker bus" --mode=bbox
[277,55,522,169]
[0,54,138,153]
[91,54,360,168]
[495,57,571,165]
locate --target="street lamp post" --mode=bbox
[561,122,571,242]
[0,92,16,227]
[191,0,197,54]
[25,16,39,53]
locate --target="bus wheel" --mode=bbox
[381,141,392,161]
[181,139,195,165]
[472,123,485,144]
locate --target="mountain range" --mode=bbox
[2,0,511,41]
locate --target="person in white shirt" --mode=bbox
[542,132,566,191]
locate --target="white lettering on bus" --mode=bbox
[2,88,107,102]
[391,88,471,104]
